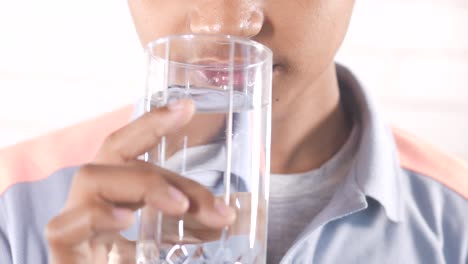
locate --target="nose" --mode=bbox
[189,0,264,38]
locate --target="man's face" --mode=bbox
[128,0,354,109]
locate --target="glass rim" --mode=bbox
[145,34,273,71]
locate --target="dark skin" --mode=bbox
[46,0,355,262]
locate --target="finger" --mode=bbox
[72,163,235,229]
[69,163,190,216]
[162,170,237,229]
[161,215,221,244]
[46,202,133,250]
[95,99,195,163]
[108,237,136,264]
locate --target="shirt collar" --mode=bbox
[139,64,404,223]
[337,64,403,223]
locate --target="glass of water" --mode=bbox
[137,34,272,264]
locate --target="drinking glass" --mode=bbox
[136,34,272,264]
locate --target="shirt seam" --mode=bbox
[0,195,12,259]
[405,168,468,201]
[0,196,8,234]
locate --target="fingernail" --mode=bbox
[112,208,133,223]
[215,198,235,219]
[168,186,189,209]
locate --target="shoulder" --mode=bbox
[1,165,77,212]
[0,167,78,263]
[0,104,134,195]
[0,166,77,232]
[392,126,468,200]
[0,166,77,224]
[391,127,468,260]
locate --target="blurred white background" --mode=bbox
[0,0,467,159]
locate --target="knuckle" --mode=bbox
[101,131,121,153]
[76,164,98,183]
[85,205,101,233]
[181,181,214,211]
[45,216,63,244]
[145,111,168,136]
[106,129,120,145]
[196,187,215,204]
[77,164,94,177]
[186,179,211,198]
[142,169,177,201]
[72,164,103,199]
[146,172,167,193]
[76,203,102,236]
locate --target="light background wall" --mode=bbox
[0,0,467,159]
[337,0,468,160]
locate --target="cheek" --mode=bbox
[280,1,354,75]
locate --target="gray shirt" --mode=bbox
[268,126,359,263]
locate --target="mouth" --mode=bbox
[273,64,280,72]
[273,57,286,73]
[194,59,282,89]
[198,68,246,88]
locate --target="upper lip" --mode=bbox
[197,68,245,88]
